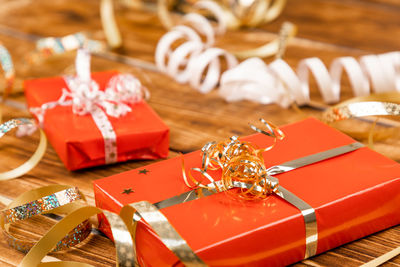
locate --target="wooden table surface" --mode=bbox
[0,0,400,266]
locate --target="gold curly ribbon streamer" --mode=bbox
[226,0,287,27]
[107,0,290,58]
[232,21,296,59]
[101,0,123,49]
[322,92,400,147]
[0,118,47,180]
[158,0,287,30]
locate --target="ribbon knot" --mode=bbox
[64,74,141,118]
[183,119,285,199]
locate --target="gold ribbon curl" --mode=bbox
[159,0,287,30]
[101,0,123,49]
[0,118,47,180]
[102,0,292,58]
[158,0,295,59]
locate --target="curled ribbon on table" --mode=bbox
[156,0,296,93]
[0,118,47,180]
[158,0,286,30]
[220,51,400,108]
[99,0,286,48]
[0,185,91,253]
[321,92,400,147]
[29,32,106,65]
[101,0,123,49]
[223,0,287,28]
[30,49,149,164]
[0,185,138,267]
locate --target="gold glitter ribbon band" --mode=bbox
[0,185,91,253]
[322,92,400,146]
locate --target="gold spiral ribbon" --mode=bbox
[224,0,287,28]
[101,0,290,58]
[101,0,123,49]
[0,118,47,180]
[158,0,287,30]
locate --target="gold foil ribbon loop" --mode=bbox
[0,118,47,180]
[101,0,123,49]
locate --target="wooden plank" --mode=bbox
[0,0,400,266]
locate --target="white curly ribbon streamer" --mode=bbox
[220,52,400,108]
[155,1,238,93]
[30,49,148,164]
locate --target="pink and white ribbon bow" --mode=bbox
[30,49,148,164]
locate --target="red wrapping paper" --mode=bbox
[24,71,169,170]
[94,118,400,266]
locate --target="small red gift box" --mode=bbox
[94,118,400,266]
[25,71,169,170]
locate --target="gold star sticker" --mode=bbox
[138,169,149,174]
[122,188,134,194]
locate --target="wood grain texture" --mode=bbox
[0,0,400,266]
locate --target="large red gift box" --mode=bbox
[24,71,169,170]
[94,118,400,266]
